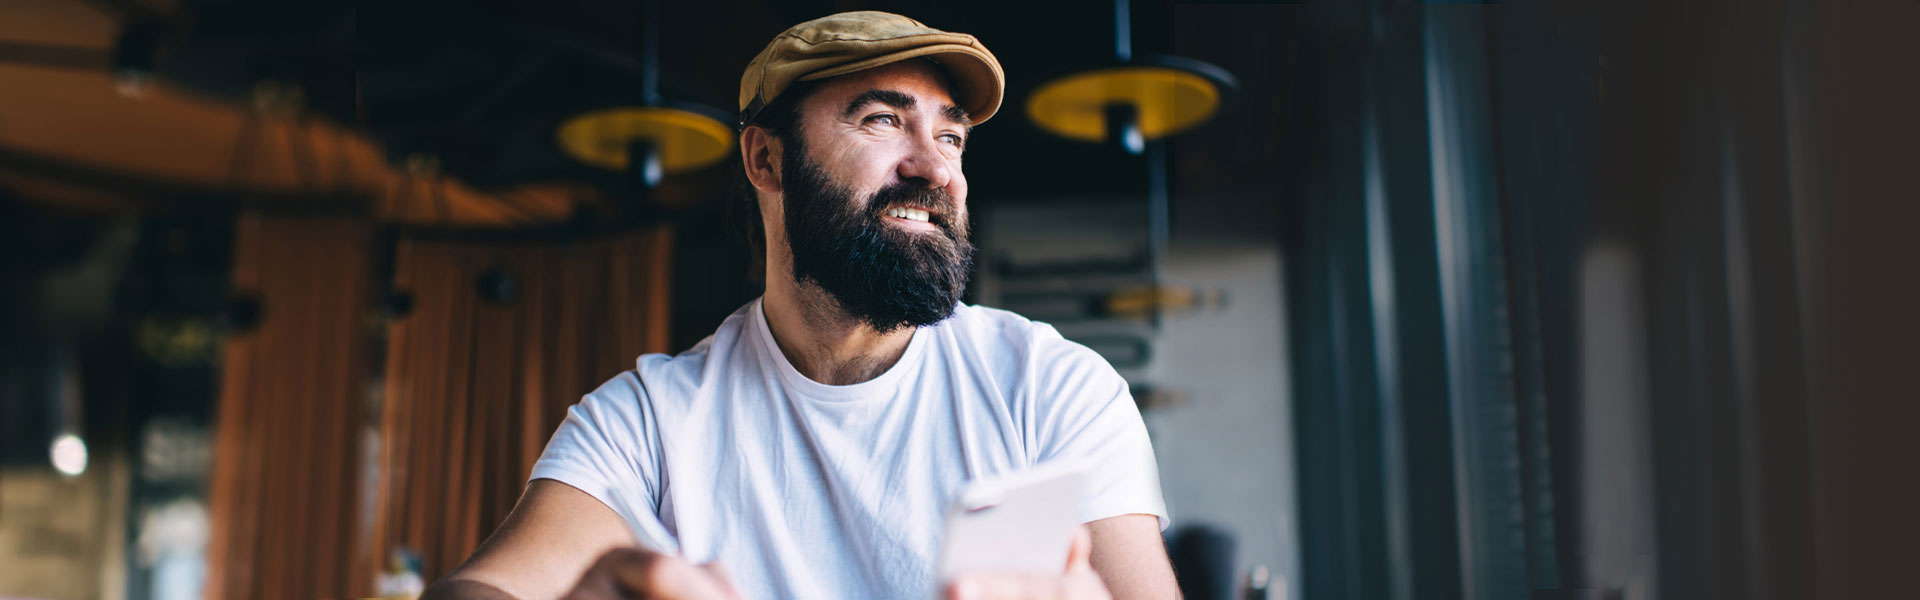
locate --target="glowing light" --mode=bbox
[51,433,88,476]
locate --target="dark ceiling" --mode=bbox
[147,0,1245,203]
[2,0,1301,351]
[0,0,1291,226]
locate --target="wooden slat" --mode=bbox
[401,242,440,556]
[371,239,414,587]
[207,215,374,600]
[323,219,374,595]
[436,247,476,578]
[406,242,452,569]
[231,218,276,600]
[606,237,632,377]
[552,244,589,430]
[309,224,346,594]
[641,229,675,354]
[482,258,524,534]
[467,276,514,555]
[274,222,317,598]
[251,221,295,599]
[409,242,445,573]
[370,226,676,584]
[204,214,260,600]
[518,252,552,482]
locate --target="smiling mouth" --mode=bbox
[882,206,932,222]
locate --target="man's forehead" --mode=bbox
[809,61,961,114]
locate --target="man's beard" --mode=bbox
[781,138,974,334]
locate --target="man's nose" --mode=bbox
[895,136,953,191]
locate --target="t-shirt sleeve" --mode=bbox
[1030,328,1171,531]
[528,371,664,537]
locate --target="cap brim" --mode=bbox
[798,43,1004,125]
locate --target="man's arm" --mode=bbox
[422,479,636,600]
[1087,514,1181,600]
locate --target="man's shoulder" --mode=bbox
[943,302,1056,348]
[592,302,759,405]
[942,303,1112,374]
[942,306,1132,427]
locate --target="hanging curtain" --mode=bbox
[371,227,673,582]
[205,214,377,600]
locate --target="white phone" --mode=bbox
[935,462,1088,586]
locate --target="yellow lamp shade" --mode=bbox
[1026,66,1222,143]
[555,107,734,172]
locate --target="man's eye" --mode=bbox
[866,114,899,126]
[940,134,965,146]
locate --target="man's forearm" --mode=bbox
[420,578,519,600]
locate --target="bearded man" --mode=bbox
[423,11,1178,600]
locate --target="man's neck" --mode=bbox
[761,269,916,386]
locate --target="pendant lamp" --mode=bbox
[1028,0,1235,325]
[1026,0,1236,155]
[554,0,733,189]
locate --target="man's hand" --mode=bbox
[562,547,740,600]
[945,526,1112,600]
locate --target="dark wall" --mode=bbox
[1277,1,1920,599]
[1793,2,1920,598]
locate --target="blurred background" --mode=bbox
[1,0,1915,599]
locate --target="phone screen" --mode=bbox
[934,462,1087,584]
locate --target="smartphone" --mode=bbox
[935,461,1088,585]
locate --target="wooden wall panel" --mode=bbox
[205,215,375,600]
[373,226,674,582]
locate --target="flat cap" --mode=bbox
[739,11,1004,127]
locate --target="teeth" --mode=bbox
[886,207,931,222]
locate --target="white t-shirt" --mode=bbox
[529,298,1167,599]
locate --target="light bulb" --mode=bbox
[51,433,88,476]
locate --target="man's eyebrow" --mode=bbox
[942,104,974,131]
[842,89,974,131]
[843,90,916,119]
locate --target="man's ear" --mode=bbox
[741,125,783,194]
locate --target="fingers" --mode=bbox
[566,547,738,600]
[1065,525,1093,571]
[946,525,1108,600]
[606,552,736,600]
[699,561,744,599]
[948,573,1065,600]
[947,569,1110,600]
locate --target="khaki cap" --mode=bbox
[739,11,1004,127]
